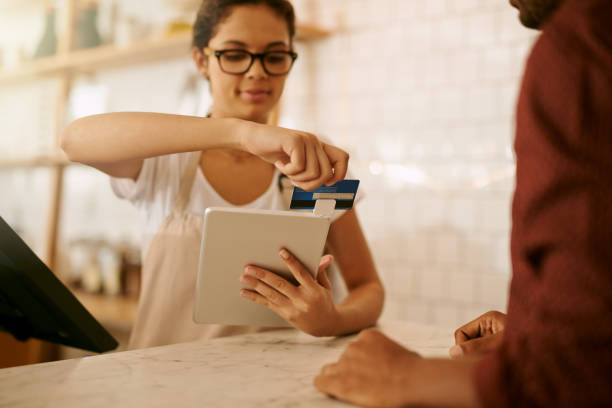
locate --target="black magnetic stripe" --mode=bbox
[334,200,355,209]
[290,200,355,210]
[290,200,316,209]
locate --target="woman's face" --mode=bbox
[195,5,293,124]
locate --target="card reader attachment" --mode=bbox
[313,199,337,218]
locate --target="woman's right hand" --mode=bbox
[239,121,349,191]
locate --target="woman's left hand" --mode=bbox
[240,248,340,336]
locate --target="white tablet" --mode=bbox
[193,207,331,327]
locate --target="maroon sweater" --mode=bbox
[476,0,612,407]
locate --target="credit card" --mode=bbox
[290,180,360,210]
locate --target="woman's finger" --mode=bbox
[240,289,284,315]
[310,140,334,187]
[291,138,333,190]
[279,248,317,289]
[322,143,349,186]
[318,254,334,270]
[316,255,334,290]
[289,136,321,183]
[276,136,305,176]
[242,266,299,299]
[240,273,290,307]
[316,269,332,290]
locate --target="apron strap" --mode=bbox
[172,151,202,213]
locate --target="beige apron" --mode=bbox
[128,151,268,349]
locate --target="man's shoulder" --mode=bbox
[517,0,612,173]
[544,0,612,57]
[524,0,612,93]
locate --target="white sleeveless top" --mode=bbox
[111,152,286,260]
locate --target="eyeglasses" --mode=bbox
[203,48,298,76]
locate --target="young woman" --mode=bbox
[62,0,384,349]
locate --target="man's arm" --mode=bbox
[314,329,481,408]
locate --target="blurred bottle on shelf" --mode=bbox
[67,238,140,298]
[161,0,199,36]
[118,242,141,298]
[76,1,103,50]
[81,249,102,293]
[34,6,57,58]
[98,245,121,295]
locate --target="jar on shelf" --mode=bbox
[76,1,103,49]
[34,7,57,58]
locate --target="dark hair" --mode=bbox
[192,0,296,49]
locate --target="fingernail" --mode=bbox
[279,249,290,260]
[449,345,463,358]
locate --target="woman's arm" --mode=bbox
[325,209,385,335]
[61,113,242,179]
[61,112,348,190]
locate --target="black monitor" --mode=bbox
[0,216,118,353]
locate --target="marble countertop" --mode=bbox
[0,321,454,408]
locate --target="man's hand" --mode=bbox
[315,329,482,407]
[314,329,421,407]
[450,311,506,358]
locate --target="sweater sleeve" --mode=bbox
[475,2,612,407]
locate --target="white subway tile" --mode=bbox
[465,86,500,121]
[396,0,418,21]
[490,233,511,271]
[465,13,497,48]
[449,0,482,13]
[402,232,435,266]
[434,17,465,50]
[409,21,434,52]
[482,47,516,81]
[448,272,477,303]
[433,231,464,266]
[432,303,462,328]
[481,198,511,231]
[398,300,434,325]
[449,198,477,230]
[419,268,446,300]
[447,50,482,84]
[476,273,510,308]
[464,235,492,268]
[423,0,448,18]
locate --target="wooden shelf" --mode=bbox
[0,33,192,85]
[295,22,332,41]
[0,154,72,169]
[0,24,331,85]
